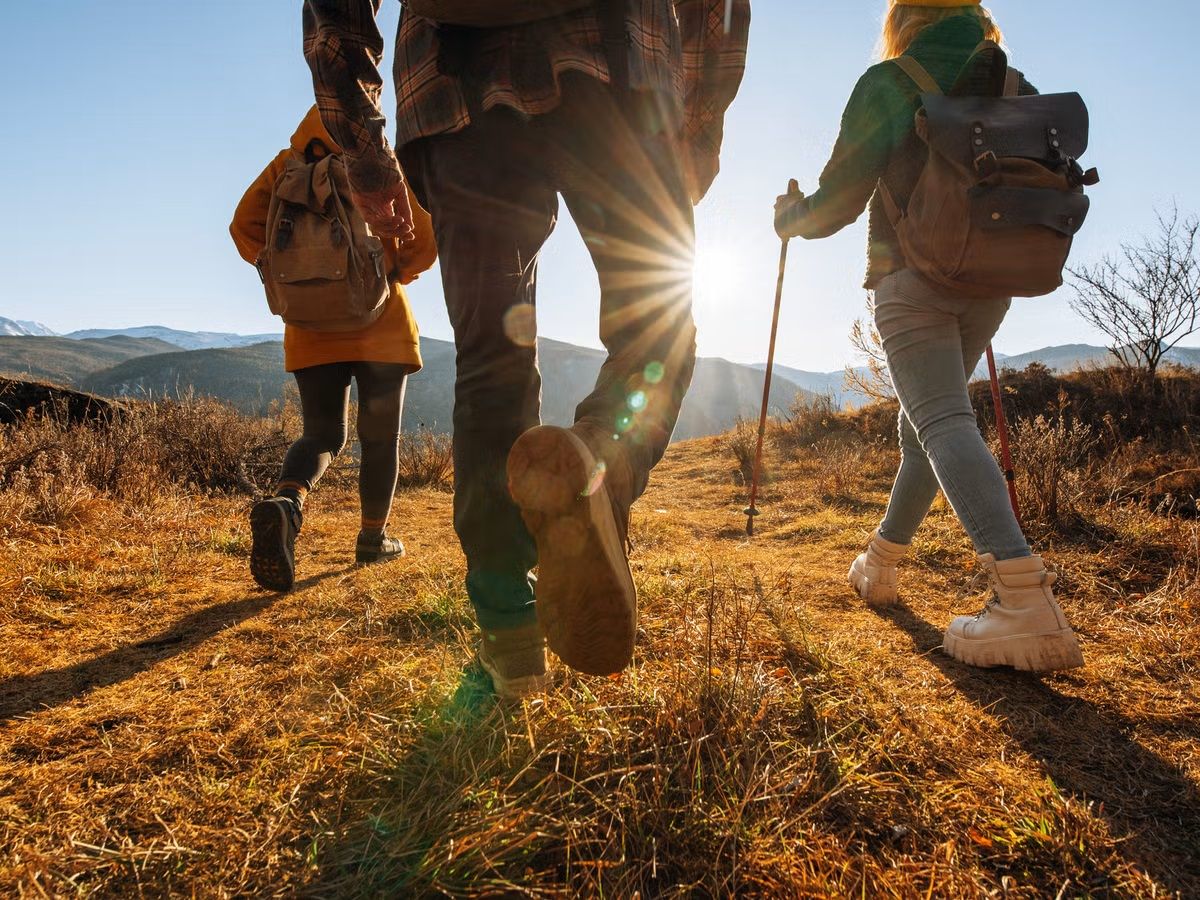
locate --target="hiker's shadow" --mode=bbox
[879,604,1200,893]
[0,568,350,726]
[312,658,524,894]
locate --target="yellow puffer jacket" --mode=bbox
[230,107,436,373]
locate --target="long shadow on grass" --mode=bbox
[0,590,293,724]
[312,661,513,896]
[882,605,1200,894]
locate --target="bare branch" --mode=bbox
[1068,202,1200,377]
[844,292,896,403]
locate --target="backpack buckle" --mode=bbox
[275,217,294,251]
[973,150,999,178]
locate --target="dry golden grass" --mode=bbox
[0,399,1197,897]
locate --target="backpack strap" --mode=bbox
[1003,66,1020,97]
[891,56,942,96]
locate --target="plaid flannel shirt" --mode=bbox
[303,1,750,198]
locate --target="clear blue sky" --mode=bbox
[2,1,1196,371]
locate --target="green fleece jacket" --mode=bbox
[795,16,1036,287]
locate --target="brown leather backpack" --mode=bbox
[256,149,389,332]
[880,42,1099,299]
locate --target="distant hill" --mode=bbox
[77,336,806,440]
[762,344,1199,408]
[82,341,290,412]
[997,343,1200,372]
[0,317,56,337]
[66,326,283,351]
[0,335,179,385]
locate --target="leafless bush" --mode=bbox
[0,396,297,533]
[812,440,865,503]
[1069,204,1200,377]
[844,292,895,403]
[1000,415,1098,524]
[396,429,453,491]
[774,394,842,452]
[724,418,761,486]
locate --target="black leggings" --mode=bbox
[276,362,408,530]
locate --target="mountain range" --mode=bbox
[3,318,1198,432]
[0,323,804,441]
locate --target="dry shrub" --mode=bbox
[0,396,296,534]
[0,448,95,527]
[812,440,868,503]
[723,417,761,485]
[396,428,453,491]
[775,394,844,452]
[1000,414,1098,525]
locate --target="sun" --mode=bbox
[691,244,746,309]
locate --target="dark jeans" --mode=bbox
[401,75,697,631]
[277,362,408,529]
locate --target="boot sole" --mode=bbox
[943,626,1084,672]
[478,651,551,701]
[847,559,898,608]
[249,500,295,593]
[355,547,406,565]
[507,426,637,676]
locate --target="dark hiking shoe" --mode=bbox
[355,532,406,565]
[506,425,636,676]
[478,622,550,700]
[249,497,302,592]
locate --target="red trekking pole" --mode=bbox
[986,344,1022,525]
[746,179,800,537]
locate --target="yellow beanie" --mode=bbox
[893,0,981,6]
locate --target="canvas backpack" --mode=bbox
[256,144,389,332]
[403,0,595,27]
[880,42,1100,299]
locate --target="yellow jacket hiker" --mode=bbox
[230,105,435,374]
[231,106,438,592]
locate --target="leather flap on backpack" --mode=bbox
[923,92,1089,164]
[971,186,1091,236]
[275,159,320,209]
[270,246,350,283]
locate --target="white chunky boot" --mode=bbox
[847,529,909,607]
[943,555,1084,672]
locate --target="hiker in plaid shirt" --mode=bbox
[304,0,750,697]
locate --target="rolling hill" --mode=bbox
[78,336,806,440]
[0,335,179,385]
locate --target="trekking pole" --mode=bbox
[986,344,1022,526]
[746,179,800,537]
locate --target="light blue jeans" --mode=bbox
[873,270,1031,561]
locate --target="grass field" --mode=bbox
[1,401,1197,897]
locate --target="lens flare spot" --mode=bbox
[503,304,537,348]
[627,390,648,412]
[643,361,665,384]
[616,413,635,434]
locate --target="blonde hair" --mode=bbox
[880,5,1003,60]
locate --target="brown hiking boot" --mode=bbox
[356,531,405,565]
[478,622,550,700]
[506,425,636,676]
[249,497,302,592]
